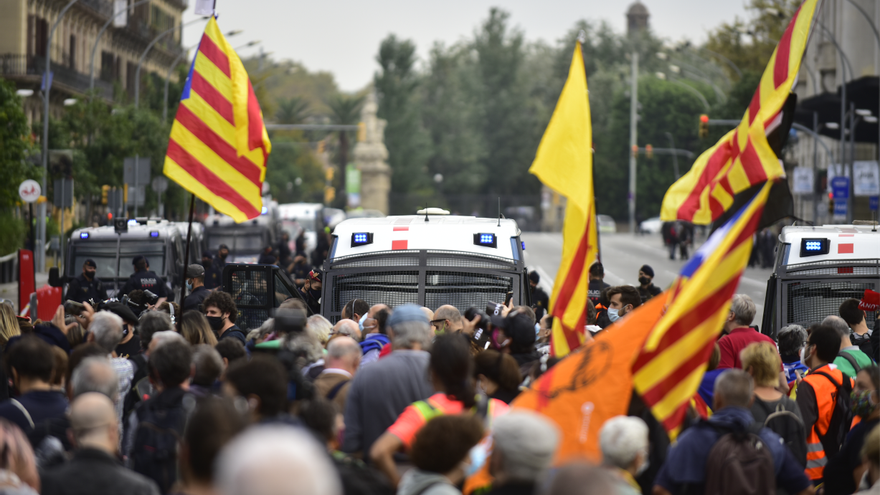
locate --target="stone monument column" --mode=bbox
[353,92,391,214]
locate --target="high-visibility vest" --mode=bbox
[801,367,849,480]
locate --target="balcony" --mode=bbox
[0,54,113,100]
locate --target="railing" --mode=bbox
[0,54,113,99]
[0,252,17,285]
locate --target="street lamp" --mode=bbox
[162,30,244,122]
[825,122,840,130]
[135,16,209,108]
[865,116,879,124]
[16,89,34,97]
[63,98,77,106]
[39,0,79,273]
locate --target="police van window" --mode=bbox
[207,233,263,252]
[71,243,165,279]
[274,273,293,306]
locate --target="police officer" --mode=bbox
[528,271,549,320]
[183,264,210,313]
[202,251,221,290]
[120,255,167,303]
[66,259,107,304]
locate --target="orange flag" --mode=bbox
[512,292,668,462]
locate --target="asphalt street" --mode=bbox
[521,231,775,326]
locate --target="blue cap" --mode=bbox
[386,304,429,328]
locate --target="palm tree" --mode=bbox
[326,93,365,206]
[276,97,310,125]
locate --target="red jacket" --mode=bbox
[717,326,778,369]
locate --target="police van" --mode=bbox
[762,223,880,338]
[204,203,278,264]
[321,209,530,322]
[60,218,187,299]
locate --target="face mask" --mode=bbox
[465,442,489,478]
[607,308,620,322]
[84,270,95,280]
[358,313,368,332]
[851,390,878,418]
[535,323,541,338]
[186,280,193,291]
[800,345,810,365]
[636,451,650,476]
[219,252,228,260]
[638,276,651,286]
[207,316,225,331]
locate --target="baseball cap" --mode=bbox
[83,259,97,268]
[186,264,205,278]
[218,244,229,250]
[104,302,139,325]
[132,255,146,265]
[640,265,655,277]
[529,271,540,284]
[387,304,429,328]
[491,310,536,349]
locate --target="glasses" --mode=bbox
[430,319,446,327]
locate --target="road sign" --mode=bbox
[791,167,813,195]
[870,196,879,212]
[833,198,848,217]
[854,161,880,197]
[53,178,74,208]
[18,180,41,203]
[831,176,850,200]
[123,157,151,185]
[151,176,168,193]
[126,185,145,206]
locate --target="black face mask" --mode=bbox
[84,270,95,280]
[219,252,228,260]
[639,276,651,286]
[206,315,225,331]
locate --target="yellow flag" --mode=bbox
[529,42,598,357]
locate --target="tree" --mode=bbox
[374,34,432,195]
[326,93,365,207]
[276,96,310,125]
[0,80,37,253]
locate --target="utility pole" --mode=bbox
[628,52,639,234]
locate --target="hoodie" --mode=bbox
[397,469,460,495]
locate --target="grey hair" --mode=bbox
[777,324,808,356]
[730,294,756,326]
[714,369,754,408]
[390,320,433,350]
[151,330,187,351]
[90,311,124,353]
[215,426,341,495]
[307,315,333,345]
[71,357,119,402]
[491,411,560,482]
[192,344,223,387]
[247,318,274,342]
[821,315,850,338]
[138,311,173,348]
[326,336,361,360]
[284,331,323,364]
[599,416,648,469]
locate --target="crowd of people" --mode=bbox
[0,256,874,495]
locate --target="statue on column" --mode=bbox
[353,92,391,214]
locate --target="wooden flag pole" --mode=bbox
[179,193,196,309]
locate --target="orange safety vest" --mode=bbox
[801,367,849,480]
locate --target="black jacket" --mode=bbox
[66,274,108,304]
[40,448,160,495]
[182,285,210,313]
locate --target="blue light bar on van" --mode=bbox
[351,232,374,247]
[128,219,138,226]
[150,231,159,238]
[800,238,830,257]
[80,232,89,239]
[474,233,497,248]
[261,206,268,215]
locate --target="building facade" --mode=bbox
[0,0,186,123]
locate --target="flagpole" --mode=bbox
[179,193,195,309]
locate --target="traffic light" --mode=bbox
[324,186,336,204]
[317,140,325,154]
[699,114,709,138]
[101,185,110,205]
[645,144,653,159]
[325,167,335,182]
[631,145,639,158]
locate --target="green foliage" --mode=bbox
[264,138,325,204]
[375,35,432,194]
[0,79,38,208]
[0,211,26,255]
[276,97,311,124]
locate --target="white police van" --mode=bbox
[321,208,530,321]
[762,222,880,338]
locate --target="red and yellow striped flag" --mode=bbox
[633,181,773,438]
[163,16,272,222]
[660,0,818,224]
[529,42,598,357]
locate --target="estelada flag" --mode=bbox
[528,41,598,357]
[660,0,818,225]
[163,16,272,222]
[511,292,667,461]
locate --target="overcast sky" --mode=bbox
[181,1,751,92]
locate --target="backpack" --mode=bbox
[756,399,807,467]
[837,351,863,374]
[131,394,191,494]
[849,333,875,365]
[704,422,776,495]
[813,370,854,457]
[326,379,349,401]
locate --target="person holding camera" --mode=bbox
[66,259,107,305]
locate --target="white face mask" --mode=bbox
[799,344,810,365]
[358,312,368,332]
[607,308,620,322]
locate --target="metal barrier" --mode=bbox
[0,252,16,284]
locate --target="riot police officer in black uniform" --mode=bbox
[183,264,210,313]
[120,255,167,302]
[66,259,108,304]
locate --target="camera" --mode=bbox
[142,290,160,306]
[63,300,85,315]
[464,306,491,350]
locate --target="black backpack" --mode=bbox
[131,394,191,494]
[755,399,807,467]
[849,333,875,365]
[704,422,776,495]
[813,370,854,458]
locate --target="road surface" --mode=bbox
[522,231,774,327]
